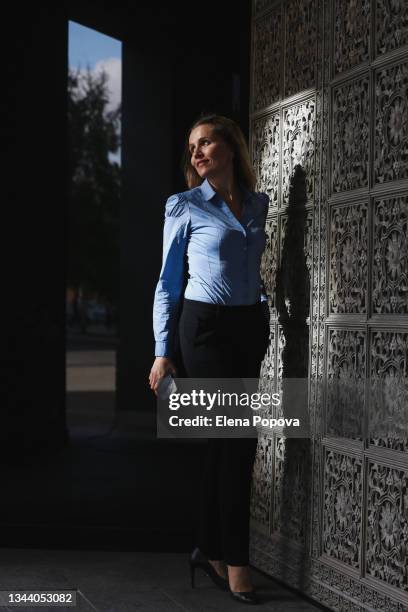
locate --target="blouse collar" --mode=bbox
[199,177,252,204]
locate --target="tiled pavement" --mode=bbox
[0,548,327,611]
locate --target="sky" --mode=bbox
[68,21,122,164]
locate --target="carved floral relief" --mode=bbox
[282,99,316,204]
[323,449,362,568]
[273,436,311,543]
[375,0,408,56]
[332,76,370,193]
[326,328,366,440]
[253,8,282,111]
[329,202,368,314]
[252,113,280,209]
[284,0,318,97]
[374,61,408,184]
[333,0,370,75]
[369,331,408,452]
[367,462,408,591]
[373,195,408,314]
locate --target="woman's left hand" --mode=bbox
[148,356,177,396]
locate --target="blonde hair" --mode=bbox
[181,114,257,191]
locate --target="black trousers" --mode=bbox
[179,298,269,566]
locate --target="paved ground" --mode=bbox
[0,548,326,611]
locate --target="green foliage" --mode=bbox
[67,66,120,305]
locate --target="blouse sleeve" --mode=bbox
[153,194,190,358]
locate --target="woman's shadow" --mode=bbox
[274,163,312,589]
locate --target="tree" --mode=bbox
[67,66,121,315]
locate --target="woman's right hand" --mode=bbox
[148,357,177,396]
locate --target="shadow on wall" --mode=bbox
[275,164,312,589]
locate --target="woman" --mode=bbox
[149,114,270,605]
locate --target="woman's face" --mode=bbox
[188,124,234,181]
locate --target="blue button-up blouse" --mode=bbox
[153,178,269,357]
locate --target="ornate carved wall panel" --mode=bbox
[251,113,280,209]
[277,324,285,383]
[326,328,366,440]
[375,0,408,56]
[261,216,279,318]
[284,0,318,97]
[329,201,368,314]
[279,209,314,276]
[273,437,311,545]
[366,462,408,591]
[250,433,273,533]
[282,99,316,204]
[372,195,408,314]
[250,0,408,610]
[374,60,408,184]
[251,5,282,112]
[369,331,408,452]
[323,449,363,569]
[333,0,370,75]
[331,75,370,193]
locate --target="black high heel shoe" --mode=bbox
[189,547,229,591]
[229,589,259,605]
